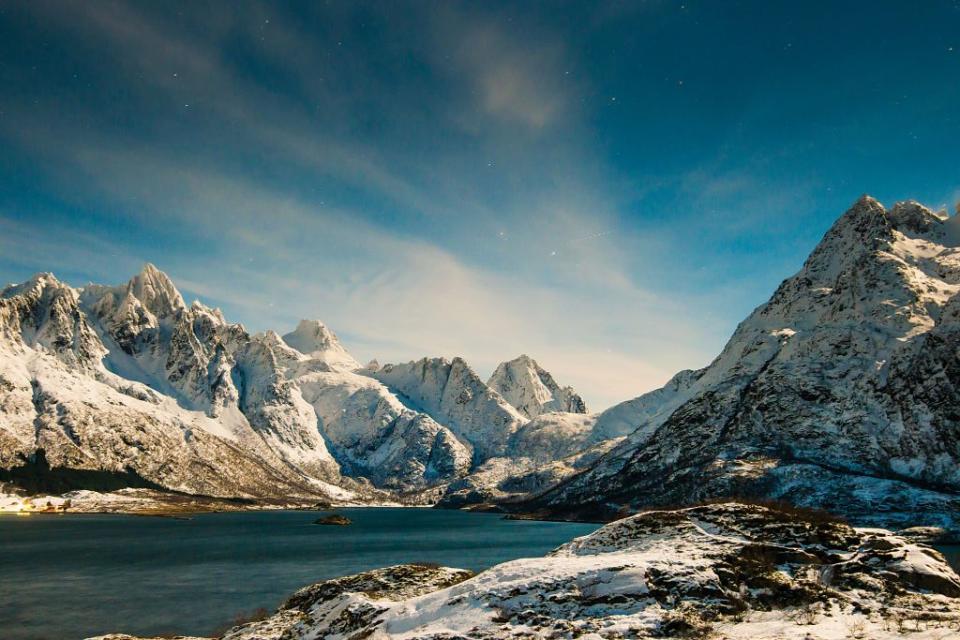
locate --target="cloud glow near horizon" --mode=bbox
[1,1,959,409]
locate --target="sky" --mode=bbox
[1,1,959,410]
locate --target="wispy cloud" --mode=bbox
[0,1,730,410]
[436,11,573,130]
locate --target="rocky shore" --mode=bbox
[89,502,960,640]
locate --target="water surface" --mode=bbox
[0,508,598,640]
[940,545,959,576]
[3,510,957,640]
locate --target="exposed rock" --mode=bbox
[313,513,351,525]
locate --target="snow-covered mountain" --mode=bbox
[5,196,960,525]
[0,271,326,499]
[0,266,522,502]
[0,264,615,504]
[281,319,361,372]
[364,357,528,462]
[487,354,587,418]
[527,197,960,527]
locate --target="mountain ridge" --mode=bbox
[518,196,960,528]
[3,196,960,529]
[0,266,598,506]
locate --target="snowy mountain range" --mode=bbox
[0,266,595,505]
[3,196,960,528]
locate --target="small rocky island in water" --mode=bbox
[91,503,960,640]
[313,513,352,526]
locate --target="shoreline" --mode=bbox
[78,503,960,640]
[6,490,960,542]
[0,487,438,519]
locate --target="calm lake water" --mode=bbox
[0,508,599,640]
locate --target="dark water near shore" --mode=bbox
[0,508,599,640]
[941,545,960,574]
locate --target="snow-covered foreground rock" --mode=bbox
[90,503,960,640]
[528,197,960,529]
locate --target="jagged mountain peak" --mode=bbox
[124,263,186,319]
[530,196,960,526]
[281,319,359,371]
[824,196,952,245]
[189,299,227,324]
[0,270,105,368]
[284,319,339,350]
[488,354,587,419]
[1,271,66,299]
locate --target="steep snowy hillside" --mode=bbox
[487,354,587,418]
[296,371,471,493]
[528,197,960,527]
[436,410,619,507]
[365,357,527,461]
[99,503,960,640]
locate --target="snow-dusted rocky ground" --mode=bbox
[90,503,960,640]
[0,487,347,515]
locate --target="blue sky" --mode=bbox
[1,1,958,409]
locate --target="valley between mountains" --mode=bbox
[2,196,960,532]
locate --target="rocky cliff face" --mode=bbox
[529,197,960,527]
[487,354,587,418]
